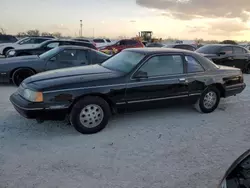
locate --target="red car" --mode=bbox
[99,39,144,55]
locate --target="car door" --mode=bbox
[214,46,234,66]
[45,49,89,71]
[231,46,249,70]
[124,54,189,104]
[184,55,207,97]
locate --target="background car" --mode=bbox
[196,44,250,73]
[0,34,18,44]
[10,48,245,134]
[162,44,197,51]
[73,38,112,48]
[0,45,110,86]
[146,42,165,47]
[0,37,52,57]
[99,39,144,55]
[6,39,97,57]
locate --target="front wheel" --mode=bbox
[70,96,111,134]
[195,87,220,113]
[12,68,35,86]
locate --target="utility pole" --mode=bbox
[80,20,83,37]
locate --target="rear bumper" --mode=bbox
[225,83,246,97]
[10,92,68,120]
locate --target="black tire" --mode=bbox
[70,96,111,134]
[3,47,14,57]
[12,68,35,86]
[194,87,220,113]
[244,64,250,74]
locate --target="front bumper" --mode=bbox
[10,92,68,120]
[225,83,246,97]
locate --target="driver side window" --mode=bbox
[138,55,184,77]
[220,47,233,55]
[53,49,77,61]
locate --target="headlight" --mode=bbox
[22,89,43,102]
[8,50,16,56]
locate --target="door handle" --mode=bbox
[179,78,188,83]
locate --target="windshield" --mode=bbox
[196,45,220,54]
[16,37,29,44]
[39,47,61,59]
[101,51,145,73]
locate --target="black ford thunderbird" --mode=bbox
[10,48,246,134]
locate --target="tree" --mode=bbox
[220,40,238,45]
[52,32,62,38]
[26,29,40,36]
[41,32,52,36]
[17,32,27,37]
[0,28,6,34]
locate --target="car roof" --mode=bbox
[58,45,91,50]
[48,39,93,44]
[125,47,196,55]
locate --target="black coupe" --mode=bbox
[0,46,110,86]
[10,48,245,134]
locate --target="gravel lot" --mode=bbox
[1,76,250,188]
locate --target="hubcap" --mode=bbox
[79,104,104,128]
[203,91,217,109]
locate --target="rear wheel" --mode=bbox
[195,87,220,113]
[70,96,111,134]
[12,68,35,86]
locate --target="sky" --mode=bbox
[1,0,250,40]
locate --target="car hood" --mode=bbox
[0,55,39,64]
[23,64,122,90]
[0,42,16,46]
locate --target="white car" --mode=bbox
[73,38,113,48]
[0,37,52,56]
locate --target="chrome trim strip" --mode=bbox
[189,93,201,96]
[127,95,189,104]
[116,102,126,105]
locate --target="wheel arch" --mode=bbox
[209,83,225,98]
[10,67,36,81]
[3,47,14,55]
[69,93,117,114]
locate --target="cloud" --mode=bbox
[185,18,249,37]
[136,0,250,21]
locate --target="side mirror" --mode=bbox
[218,149,250,188]
[133,71,148,79]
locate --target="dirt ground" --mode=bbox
[1,75,250,188]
